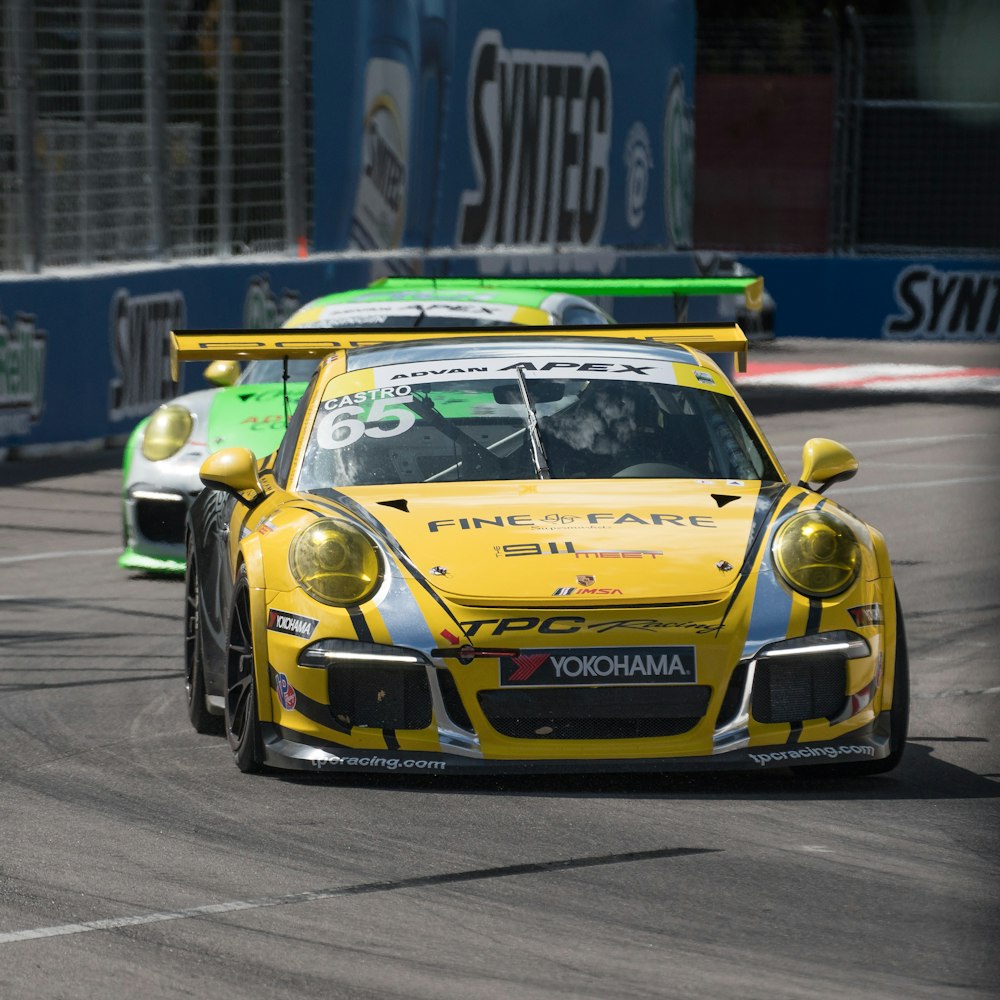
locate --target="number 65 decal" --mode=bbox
[316,399,416,449]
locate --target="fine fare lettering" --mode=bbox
[429,512,717,532]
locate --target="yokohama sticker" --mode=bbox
[267,609,318,639]
[500,646,695,686]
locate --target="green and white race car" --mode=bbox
[119,275,762,573]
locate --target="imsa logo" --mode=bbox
[500,646,696,686]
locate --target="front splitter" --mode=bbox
[261,716,893,776]
[119,548,186,575]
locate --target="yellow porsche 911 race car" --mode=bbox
[177,319,907,778]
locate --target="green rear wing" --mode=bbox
[170,323,749,382]
[370,274,765,317]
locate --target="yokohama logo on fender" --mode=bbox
[267,609,318,639]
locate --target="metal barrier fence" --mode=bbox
[830,8,1000,255]
[2,3,996,273]
[697,8,999,256]
[1,0,311,271]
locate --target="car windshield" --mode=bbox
[295,362,780,489]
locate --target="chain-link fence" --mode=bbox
[2,3,996,273]
[696,7,1000,255]
[831,8,1000,254]
[1,0,311,271]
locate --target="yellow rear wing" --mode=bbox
[169,323,749,382]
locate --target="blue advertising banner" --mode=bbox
[3,1,995,457]
[740,255,1000,341]
[0,260,372,451]
[312,0,696,263]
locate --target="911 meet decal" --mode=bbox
[500,646,696,685]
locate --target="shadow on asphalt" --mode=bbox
[741,387,1000,415]
[0,446,122,487]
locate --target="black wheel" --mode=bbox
[849,588,910,774]
[184,548,224,735]
[796,587,910,778]
[224,567,264,773]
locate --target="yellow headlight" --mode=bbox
[772,509,860,597]
[289,518,382,606]
[141,404,194,461]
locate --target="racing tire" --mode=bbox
[184,548,224,735]
[224,567,264,773]
[796,588,910,779]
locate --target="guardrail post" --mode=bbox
[282,0,306,254]
[10,0,41,271]
[215,0,234,254]
[144,0,168,256]
[81,1,96,264]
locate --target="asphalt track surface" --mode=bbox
[1,355,998,999]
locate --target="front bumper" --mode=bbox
[120,481,201,573]
[261,713,893,775]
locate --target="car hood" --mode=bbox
[207,382,308,454]
[341,480,771,606]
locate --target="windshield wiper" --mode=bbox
[513,365,551,480]
[406,391,502,480]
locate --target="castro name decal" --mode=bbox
[267,609,318,639]
[457,29,611,247]
[501,646,696,685]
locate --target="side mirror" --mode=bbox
[798,437,858,493]
[200,447,264,507]
[204,359,241,387]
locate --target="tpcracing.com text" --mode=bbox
[749,745,876,766]
[311,755,446,771]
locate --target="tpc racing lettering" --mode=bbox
[461,616,720,637]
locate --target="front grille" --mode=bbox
[327,663,432,730]
[478,685,711,740]
[751,654,846,723]
[135,497,187,543]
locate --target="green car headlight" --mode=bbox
[772,509,860,598]
[141,404,194,461]
[289,518,382,606]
